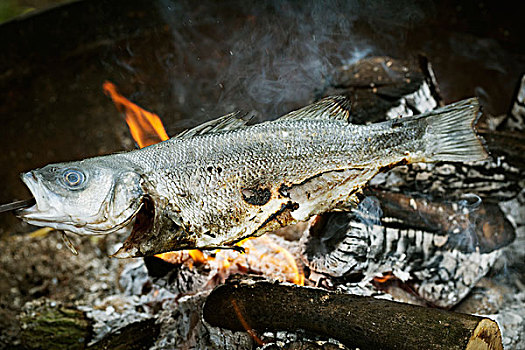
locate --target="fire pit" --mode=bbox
[0,1,524,349]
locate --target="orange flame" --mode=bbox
[239,236,304,285]
[103,81,304,285]
[103,81,169,148]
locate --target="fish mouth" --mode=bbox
[15,171,59,224]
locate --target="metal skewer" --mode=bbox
[0,198,36,213]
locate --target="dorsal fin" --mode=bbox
[278,96,351,122]
[175,111,252,139]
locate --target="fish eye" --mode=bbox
[62,169,85,188]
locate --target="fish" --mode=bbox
[15,96,487,258]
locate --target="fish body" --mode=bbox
[17,97,487,257]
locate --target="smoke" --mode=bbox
[447,193,483,252]
[153,0,432,123]
[355,196,383,227]
[217,1,364,115]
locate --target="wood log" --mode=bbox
[87,318,160,350]
[203,277,503,350]
[367,188,515,253]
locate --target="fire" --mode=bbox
[103,81,169,148]
[104,81,304,285]
[154,237,303,285]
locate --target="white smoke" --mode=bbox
[153,0,431,124]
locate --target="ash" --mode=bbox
[78,260,159,344]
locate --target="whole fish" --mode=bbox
[15,96,487,257]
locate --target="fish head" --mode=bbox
[17,157,144,234]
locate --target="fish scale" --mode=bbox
[15,96,487,257]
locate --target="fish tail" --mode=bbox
[420,98,488,162]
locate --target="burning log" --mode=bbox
[203,277,503,350]
[301,190,514,307]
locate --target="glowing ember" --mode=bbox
[104,81,304,285]
[207,236,304,285]
[373,272,397,284]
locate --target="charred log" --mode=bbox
[324,56,440,124]
[505,74,525,131]
[203,277,503,350]
[368,189,515,253]
[300,191,512,308]
[87,318,160,350]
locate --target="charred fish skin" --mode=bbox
[114,97,486,257]
[16,96,487,258]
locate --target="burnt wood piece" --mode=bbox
[203,277,503,350]
[368,189,515,253]
[324,56,441,124]
[301,190,514,308]
[480,128,525,171]
[87,318,160,350]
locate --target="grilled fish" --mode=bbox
[16,96,487,257]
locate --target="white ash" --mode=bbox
[490,189,525,349]
[385,81,437,120]
[414,248,500,307]
[79,259,177,344]
[337,282,393,301]
[368,168,408,188]
[119,259,150,295]
[152,291,254,349]
[489,296,525,350]
[260,330,351,349]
